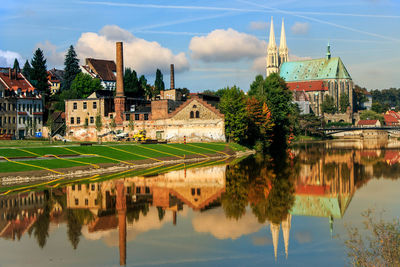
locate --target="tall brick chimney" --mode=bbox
[114,42,125,126]
[170,64,175,90]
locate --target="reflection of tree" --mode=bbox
[373,162,400,180]
[67,209,94,249]
[30,191,51,249]
[221,163,249,220]
[126,203,150,223]
[157,207,165,222]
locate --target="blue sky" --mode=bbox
[1,0,399,91]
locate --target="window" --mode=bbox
[110,114,113,119]
[75,199,79,205]
[195,111,200,118]
[83,102,87,109]
[93,102,97,109]
[78,184,81,191]
[192,105,197,108]
[190,111,194,118]
[73,102,77,109]
[85,118,89,125]
[191,188,195,196]
[144,114,148,120]
[136,187,141,194]
[135,114,140,120]
[77,117,81,124]
[85,199,88,206]
[125,114,130,121]
[90,117,94,124]
[12,117,15,123]
[70,117,74,124]
[91,184,95,191]
[72,185,75,191]
[145,187,150,194]
[197,188,201,195]
[94,199,98,205]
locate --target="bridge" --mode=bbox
[320,126,400,135]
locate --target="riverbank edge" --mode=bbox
[1,149,256,186]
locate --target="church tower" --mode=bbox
[266,17,279,77]
[279,19,289,65]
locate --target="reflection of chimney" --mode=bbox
[9,68,11,80]
[116,42,124,97]
[173,211,177,226]
[114,42,126,126]
[170,64,175,89]
[116,182,127,266]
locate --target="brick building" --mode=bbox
[65,42,225,142]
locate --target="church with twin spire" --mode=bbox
[266,17,288,77]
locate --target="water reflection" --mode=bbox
[1,145,400,265]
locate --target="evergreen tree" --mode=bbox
[62,45,81,91]
[124,68,142,96]
[22,60,32,80]
[139,75,152,98]
[154,69,165,96]
[30,48,49,94]
[13,58,20,72]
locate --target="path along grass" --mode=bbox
[0,142,235,174]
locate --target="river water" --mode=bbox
[0,141,400,266]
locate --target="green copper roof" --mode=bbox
[290,194,353,219]
[279,57,352,82]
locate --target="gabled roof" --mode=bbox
[357,119,379,125]
[384,114,399,123]
[280,57,352,82]
[85,58,116,82]
[287,81,328,92]
[0,69,35,93]
[168,94,224,119]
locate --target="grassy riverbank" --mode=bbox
[0,142,246,174]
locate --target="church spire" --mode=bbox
[279,18,289,65]
[268,17,277,49]
[266,17,279,77]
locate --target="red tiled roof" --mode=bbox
[387,111,400,119]
[357,119,379,126]
[0,69,35,92]
[384,114,399,124]
[286,81,328,92]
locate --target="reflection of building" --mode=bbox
[64,165,226,266]
[270,214,291,260]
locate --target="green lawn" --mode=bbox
[0,142,233,174]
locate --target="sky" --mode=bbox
[0,0,399,92]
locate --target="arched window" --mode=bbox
[192,105,197,108]
[190,111,194,118]
[195,111,200,118]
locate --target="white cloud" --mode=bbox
[252,56,266,74]
[249,21,269,31]
[0,50,23,67]
[289,54,312,61]
[35,40,65,67]
[189,28,266,62]
[192,207,265,240]
[76,25,189,75]
[291,22,310,35]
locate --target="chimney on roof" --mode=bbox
[116,42,124,97]
[170,64,175,90]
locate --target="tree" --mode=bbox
[109,117,116,131]
[46,115,55,143]
[360,110,384,124]
[340,93,350,113]
[95,113,103,144]
[128,116,135,132]
[62,45,81,91]
[30,48,49,95]
[218,86,248,143]
[138,75,152,99]
[22,60,32,80]
[322,95,337,114]
[124,68,142,96]
[353,85,368,112]
[154,69,165,96]
[13,58,20,72]
[248,74,265,97]
[70,73,103,99]
[371,102,386,113]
